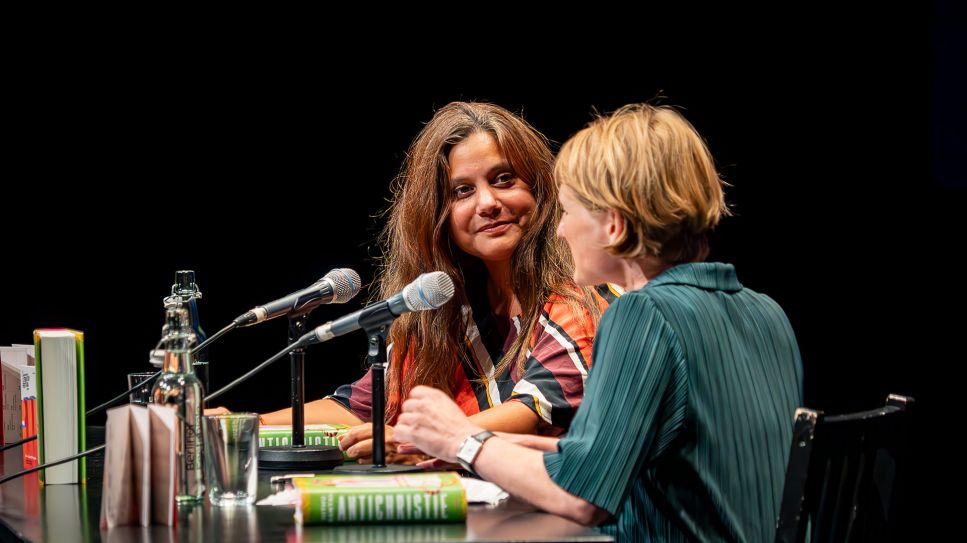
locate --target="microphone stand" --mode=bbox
[334,323,420,473]
[258,311,343,470]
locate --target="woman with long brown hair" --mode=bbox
[260,102,611,462]
[395,104,803,540]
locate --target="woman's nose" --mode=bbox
[476,185,500,216]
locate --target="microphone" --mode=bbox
[304,271,454,345]
[234,268,362,327]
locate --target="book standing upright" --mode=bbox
[100,403,177,528]
[33,328,86,484]
[1,344,36,446]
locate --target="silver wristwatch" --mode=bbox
[456,430,495,472]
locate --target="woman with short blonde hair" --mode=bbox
[396,103,803,541]
[554,103,729,263]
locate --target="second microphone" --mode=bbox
[234,268,362,327]
[303,271,455,345]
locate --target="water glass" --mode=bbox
[203,413,259,506]
[127,372,157,405]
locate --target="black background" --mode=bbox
[1,8,961,538]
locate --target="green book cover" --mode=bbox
[33,328,86,485]
[259,423,354,462]
[294,472,467,525]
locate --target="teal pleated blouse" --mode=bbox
[544,263,803,542]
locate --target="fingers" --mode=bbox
[416,458,458,470]
[344,438,377,460]
[339,424,396,448]
[394,415,416,443]
[203,406,231,416]
[395,442,425,455]
[386,452,429,466]
[338,423,373,449]
[346,439,414,464]
[343,437,400,460]
[408,385,445,400]
[408,385,431,399]
[340,423,401,460]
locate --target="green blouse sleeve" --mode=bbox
[543,293,687,515]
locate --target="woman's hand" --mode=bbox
[204,406,232,416]
[339,423,429,465]
[395,386,482,463]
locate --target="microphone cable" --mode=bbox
[0,444,106,485]
[0,329,297,483]
[0,321,237,454]
[0,270,365,474]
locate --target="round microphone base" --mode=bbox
[258,445,344,471]
[332,462,423,474]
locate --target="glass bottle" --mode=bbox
[166,270,210,394]
[151,305,205,503]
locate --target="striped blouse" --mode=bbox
[544,263,803,542]
[329,285,616,434]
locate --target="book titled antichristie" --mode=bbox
[293,472,467,525]
[259,423,353,461]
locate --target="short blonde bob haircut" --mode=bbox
[554,104,730,263]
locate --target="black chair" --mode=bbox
[775,394,914,543]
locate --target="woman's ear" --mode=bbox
[605,208,625,245]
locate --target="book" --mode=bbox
[1,344,35,445]
[99,403,177,528]
[21,367,38,468]
[0,358,37,465]
[258,423,353,461]
[293,472,467,524]
[33,329,87,484]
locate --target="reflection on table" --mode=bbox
[0,427,611,542]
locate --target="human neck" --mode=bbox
[483,260,520,318]
[618,255,673,291]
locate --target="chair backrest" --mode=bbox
[774,394,914,543]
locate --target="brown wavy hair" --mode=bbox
[377,102,597,422]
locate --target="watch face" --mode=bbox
[457,436,483,469]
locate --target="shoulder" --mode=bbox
[597,289,686,350]
[543,283,617,312]
[524,286,600,345]
[601,289,664,324]
[594,292,686,372]
[540,286,598,329]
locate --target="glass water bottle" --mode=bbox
[167,270,210,394]
[151,306,205,503]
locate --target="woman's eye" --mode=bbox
[494,173,514,186]
[454,185,473,198]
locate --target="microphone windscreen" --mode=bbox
[325,268,362,303]
[402,271,455,311]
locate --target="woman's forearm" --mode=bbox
[473,438,609,526]
[494,432,560,451]
[467,400,541,433]
[260,397,364,426]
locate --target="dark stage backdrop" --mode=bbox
[1,15,960,540]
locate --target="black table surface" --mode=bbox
[0,427,611,542]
